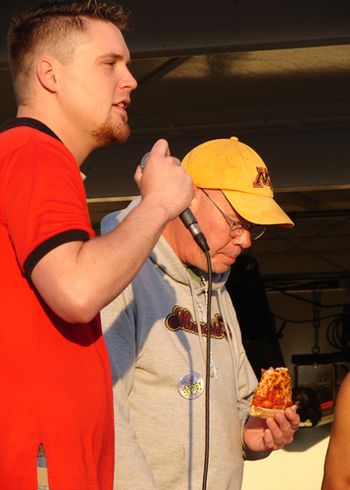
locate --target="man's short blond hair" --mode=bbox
[7,0,130,104]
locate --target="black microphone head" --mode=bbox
[138,149,209,251]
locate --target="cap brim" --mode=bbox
[223,190,294,228]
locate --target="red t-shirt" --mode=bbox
[0,119,114,490]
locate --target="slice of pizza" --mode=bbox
[249,366,295,418]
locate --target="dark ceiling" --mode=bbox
[1,0,350,284]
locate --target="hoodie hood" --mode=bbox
[101,196,230,292]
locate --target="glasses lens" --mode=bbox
[250,225,266,240]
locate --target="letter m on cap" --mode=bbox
[253,167,272,188]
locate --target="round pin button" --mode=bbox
[177,372,205,400]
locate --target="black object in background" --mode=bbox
[292,381,335,427]
[226,254,285,377]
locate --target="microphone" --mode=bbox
[140,152,209,252]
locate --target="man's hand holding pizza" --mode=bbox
[243,406,300,453]
[243,367,300,454]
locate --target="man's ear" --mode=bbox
[36,57,58,93]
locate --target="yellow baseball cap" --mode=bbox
[181,136,294,227]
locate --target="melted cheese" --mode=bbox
[251,367,293,410]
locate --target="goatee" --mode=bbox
[92,120,131,147]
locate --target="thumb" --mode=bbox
[134,165,142,187]
[149,138,170,158]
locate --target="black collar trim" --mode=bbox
[0,117,62,142]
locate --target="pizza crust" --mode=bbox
[249,405,286,419]
[249,403,298,419]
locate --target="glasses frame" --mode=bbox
[201,189,266,240]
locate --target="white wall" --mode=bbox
[242,426,330,490]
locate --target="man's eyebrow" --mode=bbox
[97,53,130,63]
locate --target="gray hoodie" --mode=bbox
[101,198,258,490]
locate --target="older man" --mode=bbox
[102,136,300,490]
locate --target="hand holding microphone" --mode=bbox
[138,140,209,252]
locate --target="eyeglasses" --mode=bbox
[201,189,266,241]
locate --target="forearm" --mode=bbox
[75,197,170,308]
[32,197,170,323]
[322,476,350,490]
[322,445,350,490]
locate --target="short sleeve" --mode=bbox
[1,138,93,274]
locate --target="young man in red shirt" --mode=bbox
[0,1,193,489]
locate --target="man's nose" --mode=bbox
[234,229,252,249]
[123,67,137,90]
